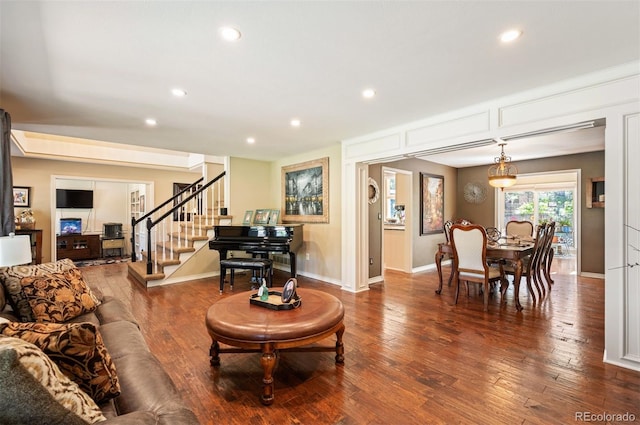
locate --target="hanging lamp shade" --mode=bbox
[488,143,517,189]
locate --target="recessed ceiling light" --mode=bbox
[145,118,157,126]
[246,137,255,144]
[500,29,522,43]
[220,26,241,41]
[362,88,376,99]
[171,88,187,97]
[290,119,301,127]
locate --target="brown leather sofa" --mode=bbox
[0,285,199,424]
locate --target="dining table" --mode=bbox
[435,241,534,311]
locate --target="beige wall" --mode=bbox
[457,151,605,273]
[11,156,201,263]
[227,157,273,224]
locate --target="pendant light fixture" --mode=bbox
[488,143,517,190]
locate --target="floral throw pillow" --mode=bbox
[0,259,81,322]
[0,321,120,404]
[0,335,107,423]
[19,267,101,323]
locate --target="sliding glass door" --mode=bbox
[497,172,578,256]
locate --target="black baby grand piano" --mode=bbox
[209,224,303,277]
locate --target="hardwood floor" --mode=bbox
[81,259,640,425]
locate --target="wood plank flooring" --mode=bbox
[81,259,640,425]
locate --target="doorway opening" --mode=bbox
[381,167,413,273]
[51,175,154,261]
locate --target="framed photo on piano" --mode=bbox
[242,210,253,225]
[253,209,270,225]
[268,209,280,225]
[281,157,329,223]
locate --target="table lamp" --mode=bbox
[0,233,32,267]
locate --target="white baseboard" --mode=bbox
[147,271,218,287]
[273,263,342,287]
[369,275,384,285]
[412,259,451,274]
[580,271,605,279]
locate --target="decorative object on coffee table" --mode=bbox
[281,278,297,303]
[249,279,301,310]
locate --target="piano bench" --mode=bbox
[219,258,274,293]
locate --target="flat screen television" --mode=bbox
[60,218,82,235]
[56,189,94,209]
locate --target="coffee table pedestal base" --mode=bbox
[209,322,345,405]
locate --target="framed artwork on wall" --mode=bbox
[13,186,31,207]
[281,157,329,223]
[420,173,444,235]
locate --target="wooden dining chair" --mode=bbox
[503,222,547,303]
[540,221,556,288]
[450,223,505,312]
[443,220,454,243]
[505,220,534,238]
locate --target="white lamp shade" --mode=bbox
[0,234,32,267]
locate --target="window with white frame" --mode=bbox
[496,172,578,251]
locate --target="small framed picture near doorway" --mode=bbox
[13,186,31,207]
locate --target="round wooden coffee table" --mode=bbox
[205,287,345,405]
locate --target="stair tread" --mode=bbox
[142,255,181,267]
[127,261,165,286]
[157,243,196,253]
[177,224,214,231]
[168,232,210,241]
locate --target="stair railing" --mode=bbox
[130,171,226,275]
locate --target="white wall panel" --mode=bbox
[406,111,490,147]
[343,133,402,160]
[499,76,639,127]
[624,112,640,364]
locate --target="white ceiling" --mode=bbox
[1,1,638,166]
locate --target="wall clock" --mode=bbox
[368,177,380,204]
[463,182,487,204]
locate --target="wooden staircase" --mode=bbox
[127,215,221,287]
[126,172,226,288]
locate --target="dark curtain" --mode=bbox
[0,109,15,236]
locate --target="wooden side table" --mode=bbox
[15,229,42,264]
